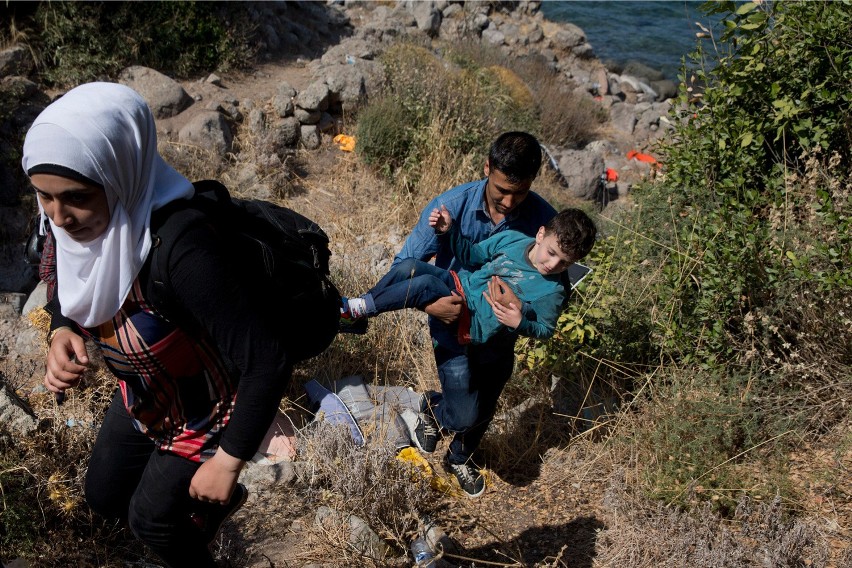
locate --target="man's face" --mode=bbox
[483,160,532,220]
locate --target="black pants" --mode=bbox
[84,389,218,568]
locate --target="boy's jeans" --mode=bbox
[365,258,458,314]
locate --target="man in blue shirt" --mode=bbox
[396,131,558,497]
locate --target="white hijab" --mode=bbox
[21,82,195,327]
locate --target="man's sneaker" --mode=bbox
[189,483,249,545]
[445,461,485,498]
[339,297,368,335]
[401,409,440,454]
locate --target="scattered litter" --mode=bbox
[252,410,298,464]
[605,167,619,182]
[627,149,658,165]
[304,379,364,446]
[333,133,356,152]
[396,447,458,496]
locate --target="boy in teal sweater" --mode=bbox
[342,206,596,345]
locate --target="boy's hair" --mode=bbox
[488,131,542,183]
[544,209,597,261]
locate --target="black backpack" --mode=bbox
[147,180,340,363]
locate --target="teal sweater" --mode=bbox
[451,228,566,343]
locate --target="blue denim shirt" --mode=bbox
[393,178,557,271]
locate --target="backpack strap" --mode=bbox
[144,183,218,327]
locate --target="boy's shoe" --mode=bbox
[445,460,485,498]
[401,409,440,454]
[339,297,368,335]
[189,483,249,545]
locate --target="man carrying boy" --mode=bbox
[386,131,595,497]
[342,205,595,346]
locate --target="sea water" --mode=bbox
[540,1,725,80]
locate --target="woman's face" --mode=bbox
[31,174,110,243]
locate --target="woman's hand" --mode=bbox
[424,292,464,324]
[189,448,245,505]
[44,328,89,395]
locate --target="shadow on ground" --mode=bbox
[481,400,579,486]
[451,516,604,568]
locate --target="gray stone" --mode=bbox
[278,81,297,99]
[554,23,586,48]
[177,111,233,154]
[622,60,665,83]
[572,42,596,59]
[473,13,490,30]
[315,506,391,559]
[527,24,544,44]
[323,65,366,111]
[591,67,609,96]
[295,80,330,112]
[0,45,34,77]
[118,66,193,119]
[295,107,322,125]
[443,3,462,17]
[300,124,321,150]
[248,108,266,136]
[555,149,605,200]
[412,2,442,36]
[651,79,678,101]
[22,281,48,317]
[609,103,638,135]
[0,384,38,439]
[482,29,505,45]
[273,94,295,118]
[271,117,301,148]
[240,459,297,487]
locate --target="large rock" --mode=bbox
[0,384,38,441]
[271,117,301,148]
[273,94,294,118]
[555,149,605,200]
[609,102,638,135]
[300,124,321,150]
[553,23,586,48]
[0,46,34,78]
[177,111,233,154]
[411,1,442,36]
[294,107,321,125]
[323,65,367,111]
[315,506,392,559]
[295,80,330,112]
[118,66,193,119]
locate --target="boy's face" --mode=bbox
[531,227,574,276]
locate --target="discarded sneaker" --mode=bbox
[189,483,249,545]
[445,461,485,498]
[401,409,440,454]
[339,297,368,335]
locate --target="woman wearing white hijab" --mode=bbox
[23,83,293,566]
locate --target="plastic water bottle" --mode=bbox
[410,536,436,567]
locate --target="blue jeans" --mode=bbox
[430,324,517,465]
[85,390,220,568]
[365,258,458,315]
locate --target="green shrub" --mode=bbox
[354,38,603,191]
[26,1,257,86]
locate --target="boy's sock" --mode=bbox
[346,297,369,319]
